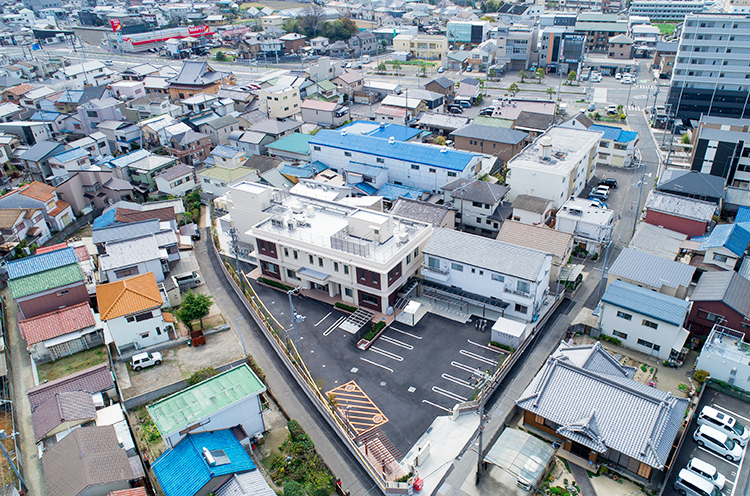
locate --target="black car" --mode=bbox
[599,178,618,189]
[447,105,463,114]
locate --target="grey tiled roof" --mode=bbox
[444,179,509,205]
[556,341,636,378]
[657,170,725,201]
[691,270,750,316]
[32,391,96,442]
[390,198,452,227]
[450,124,528,145]
[216,470,277,496]
[516,343,688,470]
[512,194,552,214]
[100,234,163,271]
[496,221,572,260]
[92,219,161,245]
[249,119,301,136]
[423,228,550,281]
[645,190,716,223]
[428,76,455,89]
[608,247,695,290]
[28,363,114,411]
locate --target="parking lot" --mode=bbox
[664,388,750,496]
[249,280,507,456]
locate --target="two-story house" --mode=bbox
[0,181,74,231]
[442,178,511,237]
[166,131,213,167]
[555,197,614,254]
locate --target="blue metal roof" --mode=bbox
[152,430,256,496]
[602,280,690,327]
[354,182,378,195]
[108,149,150,169]
[6,247,78,280]
[56,90,83,103]
[279,162,328,179]
[697,222,750,256]
[589,124,638,143]
[52,147,89,163]
[345,162,387,177]
[211,145,241,159]
[310,130,480,171]
[92,209,117,230]
[31,111,61,122]
[339,120,422,142]
[377,183,425,201]
[737,206,750,223]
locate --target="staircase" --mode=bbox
[360,427,402,473]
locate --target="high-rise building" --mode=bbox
[668,13,750,120]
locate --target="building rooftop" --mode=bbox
[608,246,696,290]
[443,178,509,205]
[92,219,161,245]
[512,194,552,214]
[691,271,750,316]
[507,127,603,175]
[496,221,572,260]
[96,272,164,321]
[33,391,96,443]
[339,120,422,142]
[557,197,614,226]
[266,133,312,155]
[450,123,528,145]
[99,235,165,272]
[6,246,77,279]
[19,301,95,346]
[645,190,716,223]
[602,280,690,327]
[694,222,750,256]
[390,198,451,227]
[9,263,84,300]
[657,170,725,202]
[148,364,265,436]
[27,363,113,411]
[629,223,687,260]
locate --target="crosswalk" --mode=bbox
[637,84,655,90]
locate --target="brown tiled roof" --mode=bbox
[18,181,55,202]
[0,209,24,229]
[96,272,163,321]
[42,426,134,496]
[114,206,176,224]
[496,220,573,260]
[48,200,71,217]
[32,391,96,442]
[27,363,113,411]
[74,245,90,262]
[109,489,147,496]
[18,302,95,345]
[4,83,34,96]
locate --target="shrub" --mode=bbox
[283,481,305,496]
[258,277,295,291]
[640,364,647,372]
[187,367,218,386]
[395,472,413,483]
[599,335,622,346]
[364,321,386,341]
[247,355,265,381]
[694,369,710,383]
[335,302,357,313]
[489,341,515,352]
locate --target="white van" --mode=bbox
[693,425,744,462]
[686,457,725,490]
[674,469,723,496]
[173,271,201,290]
[698,405,750,446]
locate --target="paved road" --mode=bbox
[194,231,376,496]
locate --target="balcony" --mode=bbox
[421,263,449,282]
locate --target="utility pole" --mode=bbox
[287,288,303,354]
[229,227,244,291]
[474,372,492,485]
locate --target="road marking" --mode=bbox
[370,347,404,362]
[696,446,740,468]
[390,327,422,339]
[422,400,451,413]
[730,442,748,496]
[380,335,414,350]
[460,349,498,366]
[468,340,503,354]
[711,403,750,424]
[432,386,467,402]
[360,357,393,372]
[451,361,483,376]
[323,316,345,337]
[442,374,474,389]
[314,312,331,327]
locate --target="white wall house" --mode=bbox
[421,228,552,322]
[696,325,750,390]
[600,280,691,361]
[506,127,603,208]
[98,234,169,283]
[555,197,614,254]
[54,61,116,90]
[96,272,172,354]
[154,164,198,197]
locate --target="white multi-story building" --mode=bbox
[629,0,704,20]
[555,197,614,254]
[420,228,552,322]
[235,182,433,314]
[309,128,485,194]
[506,126,603,208]
[54,61,116,90]
[696,325,750,389]
[257,76,305,119]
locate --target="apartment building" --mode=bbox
[446,20,490,45]
[690,115,750,188]
[629,0,705,20]
[234,182,433,313]
[574,13,629,53]
[668,13,750,120]
[506,25,539,70]
[555,197,614,254]
[506,126,603,208]
[257,82,302,119]
[393,34,449,61]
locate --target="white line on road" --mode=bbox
[432,386,467,402]
[370,347,404,362]
[323,316,345,337]
[711,403,750,424]
[460,349,498,366]
[730,442,748,496]
[390,327,422,339]
[422,400,451,413]
[468,340,503,354]
[380,335,414,350]
[442,374,474,389]
[360,357,393,372]
[451,361,483,376]
[696,446,740,468]
[314,312,331,327]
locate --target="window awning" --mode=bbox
[297,267,330,283]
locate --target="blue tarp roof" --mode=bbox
[695,222,750,256]
[92,209,117,230]
[377,183,425,201]
[589,124,638,143]
[602,280,690,327]
[6,247,77,280]
[310,130,480,171]
[153,430,256,496]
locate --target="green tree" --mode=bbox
[546,86,556,98]
[283,18,300,33]
[175,290,214,331]
[682,133,690,144]
[567,69,577,85]
[393,60,401,72]
[434,135,446,145]
[297,4,325,37]
[518,70,527,83]
[508,82,520,96]
[284,481,306,496]
[534,67,545,83]
[215,50,227,62]
[377,62,386,73]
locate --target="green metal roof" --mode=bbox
[198,166,257,183]
[148,364,266,435]
[9,263,84,299]
[474,116,513,128]
[316,80,336,92]
[267,133,312,155]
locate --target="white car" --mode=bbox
[621,76,633,84]
[130,351,163,371]
[104,60,114,66]
[686,458,726,490]
[693,425,744,462]
[615,73,622,79]
[606,105,619,114]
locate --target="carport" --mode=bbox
[484,428,556,490]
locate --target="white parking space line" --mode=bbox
[432,386,467,402]
[422,400,451,413]
[460,349,498,366]
[697,446,740,468]
[380,335,414,350]
[711,404,750,424]
[730,445,748,496]
[391,327,422,340]
[442,374,474,389]
[370,347,404,362]
[468,340,503,354]
[314,312,331,327]
[451,361,483,376]
[360,357,393,372]
[323,316,345,337]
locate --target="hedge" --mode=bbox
[335,302,358,313]
[258,277,294,291]
[364,321,386,341]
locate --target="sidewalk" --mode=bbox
[3,289,46,496]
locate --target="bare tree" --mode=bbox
[299,4,325,37]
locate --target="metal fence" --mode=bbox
[705,379,750,403]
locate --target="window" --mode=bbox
[135,311,153,322]
[318,257,324,267]
[515,303,528,313]
[448,172,457,177]
[428,256,440,269]
[361,292,379,305]
[314,146,321,151]
[451,263,463,271]
[616,311,632,321]
[429,168,436,173]
[309,254,314,264]
[407,254,411,264]
[411,164,420,170]
[372,273,379,284]
[287,269,298,279]
[612,330,627,339]
[344,265,349,275]
[345,287,353,297]
[472,201,482,207]
[641,319,658,329]
[492,274,504,282]
[334,262,339,272]
[517,280,531,294]
[293,250,298,259]
[284,248,289,257]
[476,217,482,223]
[115,267,140,278]
[377,158,384,163]
[637,338,655,348]
[344,152,352,157]
[56,289,69,296]
[713,253,729,263]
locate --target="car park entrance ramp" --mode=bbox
[340,308,374,334]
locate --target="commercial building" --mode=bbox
[393,34,448,61]
[668,13,750,120]
[446,21,491,45]
[628,0,705,20]
[574,13,628,54]
[690,116,750,189]
[506,127,603,208]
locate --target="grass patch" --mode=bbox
[37,345,107,383]
[132,406,163,449]
[654,22,677,35]
[677,383,688,392]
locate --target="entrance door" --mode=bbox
[570,441,590,459]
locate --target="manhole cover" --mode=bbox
[380,381,386,387]
[373,415,383,423]
[345,384,356,391]
[350,367,359,373]
[408,386,416,393]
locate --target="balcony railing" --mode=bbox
[421,263,449,275]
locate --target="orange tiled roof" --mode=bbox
[96,273,163,321]
[19,181,55,202]
[4,83,34,96]
[18,302,95,345]
[35,243,68,255]
[48,201,71,217]
[108,488,147,496]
